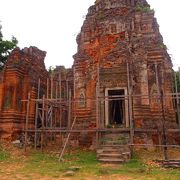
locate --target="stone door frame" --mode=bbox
[105,87,129,128]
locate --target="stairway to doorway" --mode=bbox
[97,132,131,163]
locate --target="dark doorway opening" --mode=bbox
[108,89,125,125]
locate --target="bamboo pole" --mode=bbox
[50,75,53,141]
[96,84,99,148]
[59,116,77,162]
[25,92,31,152]
[127,61,134,151]
[24,128,180,133]
[178,67,180,125]
[175,71,180,126]
[51,74,53,99]
[68,90,72,129]
[58,69,63,146]
[73,67,76,100]
[22,93,180,103]
[45,78,48,145]
[155,62,160,95]
[96,65,100,148]
[66,77,69,100]
[47,78,49,99]
[159,64,165,151]
[179,67,180,87]
[160,91,168,160]
[155,62,168,160]
[59,70,62,128]
[55,81,58,127]
[34,79,40,149]
[41,95,45,152]
[73,67,77,127]
[55,81,58,102]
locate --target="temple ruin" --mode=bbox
[0,47,48,139]
[0,0,179,162]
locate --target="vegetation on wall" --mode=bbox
[97,11,106,20]
[48,66,55,75]
[174,70,180,92]
[135,4,154,13]
[95,0,101,4]
[0,23,18,71]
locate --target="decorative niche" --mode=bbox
[78,89,86,108]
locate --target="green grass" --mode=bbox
[95,153,180,180]
[0,148,180,179]
[0,150,10,161]
[18,151,100,177]
[0,144,10,162]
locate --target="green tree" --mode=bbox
[0,24,18,71]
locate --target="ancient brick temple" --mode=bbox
[73,0,177,145]
[0,0,179,149]
[0,47,48,139]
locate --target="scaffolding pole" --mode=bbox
[96,65,100,148]
[34,78,41,149]
[24,92,30,152]
[59,70,62,128]
[155,62,168,160]
[41,95,45,152]
[175,71,180,126]
[59,116,77,161]
[68,90,72,129]
[127,61,134,153]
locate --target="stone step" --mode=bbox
[100,144,130,148]
[163,162,180,165]
[100,137,129,141]
[97,146,131,154]
[97,133,131,163]
[101,143,129,146]
[97,152,131,158]
[98,145,130,149]
[97,154,123,159]
[98,158,125,163]
[163,165,180,168]
[102,135,129,138]
[156,160,180,168]
[98,149,130,154]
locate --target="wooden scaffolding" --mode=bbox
[23,64,180,161]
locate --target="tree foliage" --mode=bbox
[0,24,18,71]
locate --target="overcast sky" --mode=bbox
[0,0,179,70]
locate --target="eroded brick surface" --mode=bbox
[0,47,48,139]
[0,0,179,145]
[73,0,177,145]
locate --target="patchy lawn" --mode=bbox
[0,142,179,180]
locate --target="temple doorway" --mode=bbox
[105,88,128,127]
[108,89,125,125]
